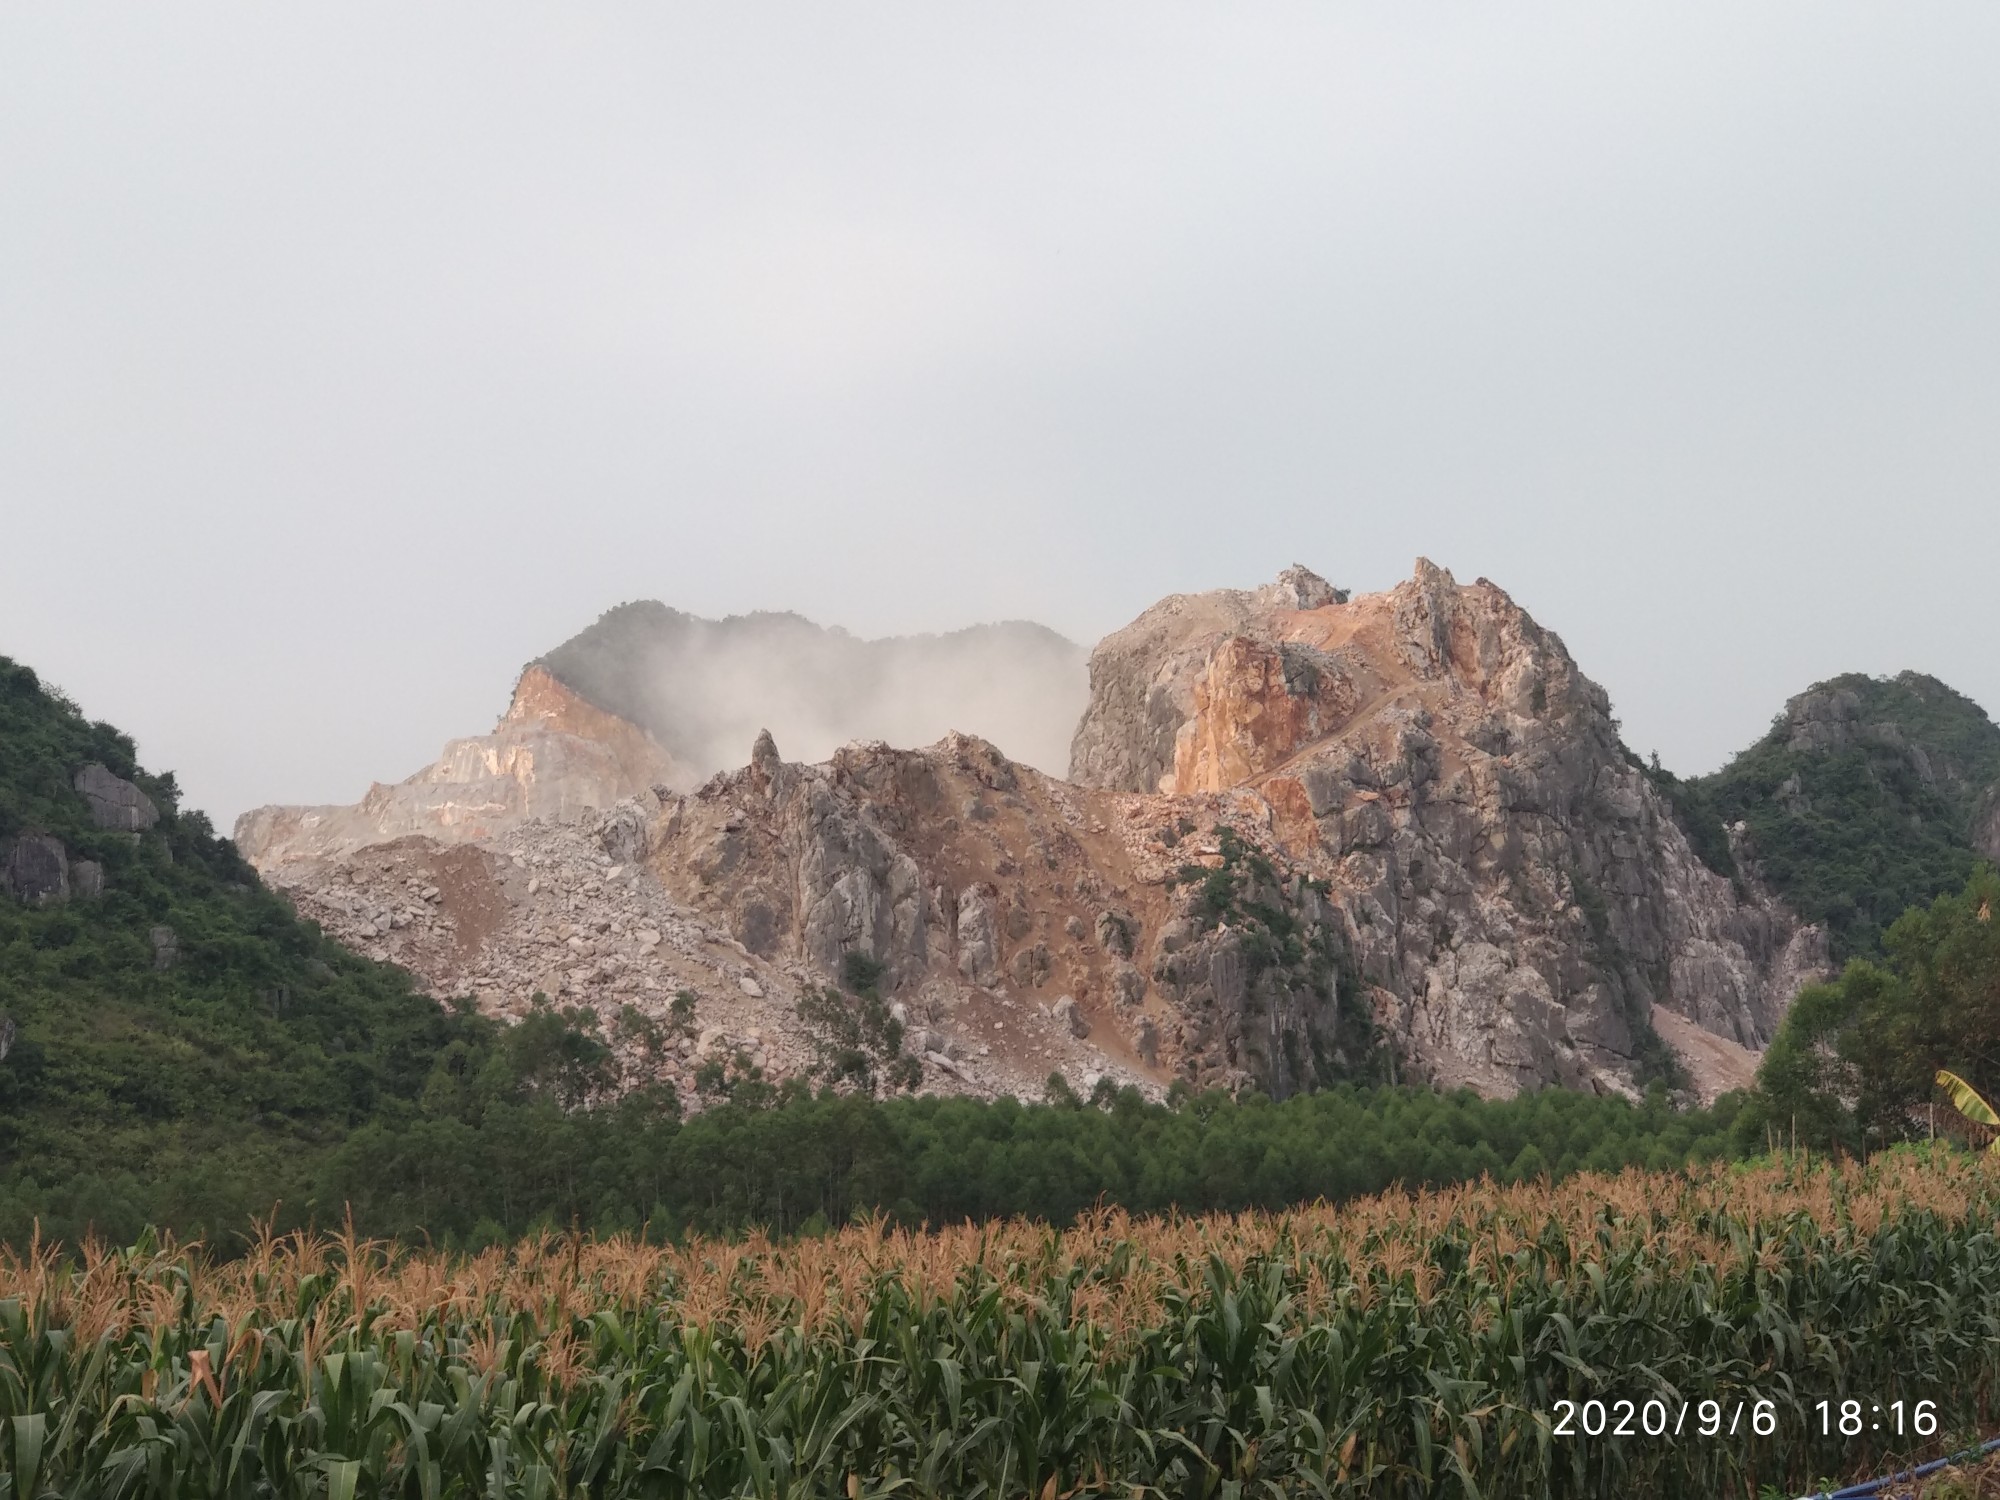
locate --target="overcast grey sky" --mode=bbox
[4,5,1995,829]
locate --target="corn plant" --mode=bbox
[2,1153,1999,1497]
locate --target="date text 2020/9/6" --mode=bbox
[1549,1398,1939,1440]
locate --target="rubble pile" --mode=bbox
[278,800,1157,1108]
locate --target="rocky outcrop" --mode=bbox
[235,666,682,876]
[1069,565,1343,795]
[1975,792,2000,867]
[648,729,1365,1099]
[2,835,70,906]
[3,767,142,905]
[74,764,158,832]
[1775,672,2000,814]
[245,561,1827,1106]
[259,781,1166,1106]
[1073,558,1826,1096]
[1144,831,1369,1099]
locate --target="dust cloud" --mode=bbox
[535,603,1090,782]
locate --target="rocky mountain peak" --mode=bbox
[238,565,1829,1108]
[1069,560,1598,797]
[1776,672,1996,801]
[234,666,680,876]
[1069,559,1824,1097]
[1694,669,2000,957]
[1255,563,1345,612]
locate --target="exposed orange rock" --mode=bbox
[1172,636,1359,793]
[1071,559,1830,1097]
[1261,775,1322,853]
[498,665,679,800]
[235,665,682,874]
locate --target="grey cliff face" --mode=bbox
[1150,863,1356,1099]
[1070,559,1826,1097]
[2,835,70,906]
[664,738,934,988]
[74,764,158,832]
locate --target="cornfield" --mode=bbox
[4,1152,2000,1498]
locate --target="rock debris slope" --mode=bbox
[239,564,1826,1106]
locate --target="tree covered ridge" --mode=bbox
[0,655,499,1196]
[1669,669,2000,959]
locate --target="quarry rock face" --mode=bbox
[648,730,1351,1097]
[244,563,1825,1106]
[235,666,681,875]
[1068,564,1342,796]
[1071,558,1825,1095]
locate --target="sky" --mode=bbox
[3,4,1996,831]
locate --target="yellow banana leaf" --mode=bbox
[1936,1069,2000,1152]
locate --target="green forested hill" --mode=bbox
[1678,671,2000,959]
[0,655,498,1236]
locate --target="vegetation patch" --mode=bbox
[4,1154,1998,1498]
[1683,672,2000,959]
[1169,826,1383,1085]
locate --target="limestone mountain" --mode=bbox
[1681,672,2000,959]
[241,561,1829,1106]
[1063,559,1823,1097]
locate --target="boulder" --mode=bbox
[75,764,158,832]
[1054,994,1090,1038]
[1134,1014,1159,1066]
[2,836,69,906]
[1095,909,1137,959]
[150,925,179,971]
[955,885,1000,986]
[1010,941,1051,989]
[1111,961,1146,1010]
[595,798,653,867]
